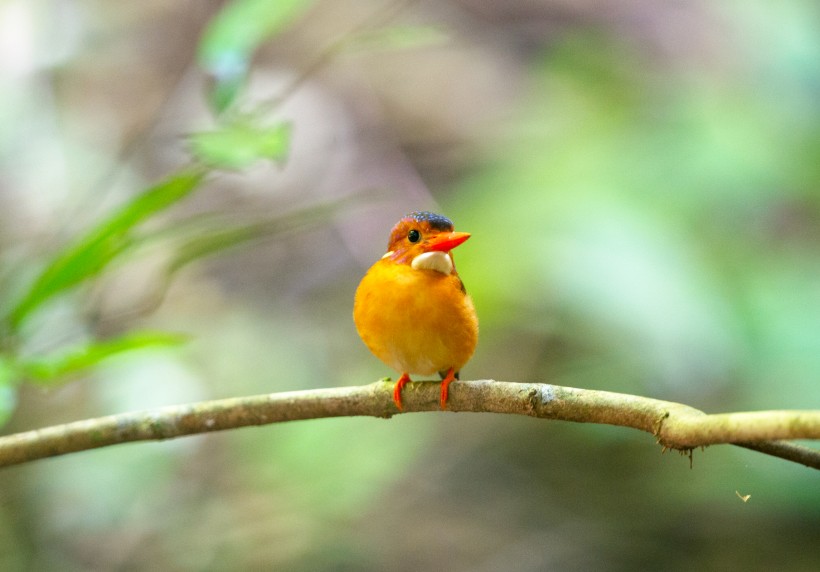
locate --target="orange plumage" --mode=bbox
[353,211,478,410]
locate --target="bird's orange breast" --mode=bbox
[353,259,478,376]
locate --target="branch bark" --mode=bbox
[1,379,818,469]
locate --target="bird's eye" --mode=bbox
[407,229,421,243]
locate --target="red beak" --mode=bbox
[426,231,471,252]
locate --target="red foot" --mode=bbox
[393,373,411,411]
[440,367,456,410]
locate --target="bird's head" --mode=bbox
[382,211,470,275]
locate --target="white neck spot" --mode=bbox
[411,251,453,275]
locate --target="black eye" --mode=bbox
[407,229,421,243]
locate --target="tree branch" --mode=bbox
[1,380,818,469]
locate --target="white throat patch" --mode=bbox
[411,251,453,275]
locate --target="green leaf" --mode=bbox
[165,194,373,273]
[21,331,188,385]
[189,121,291,169]
[169,222,268,273]
[198,0,315,113]
[0,357,19,427]
[7,169,206,331]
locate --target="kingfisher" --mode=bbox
[353,211,478,410]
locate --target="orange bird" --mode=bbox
[353,211,478,410]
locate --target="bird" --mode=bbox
[353,211,478,411]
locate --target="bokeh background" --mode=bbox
[1,0,819,570]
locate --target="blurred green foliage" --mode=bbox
[189,120,291,169]
[0,0,339,414]
[0,358,15,426]
[6,170,205,331]
[0,0,818,570]
[457,31,820,409]
[0,0,339,418]
[344,24,450,52]
[199,0,316,112]
[21,331,188,384]
[0,171,205,414]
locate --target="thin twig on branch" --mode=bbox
[0,380,818,469]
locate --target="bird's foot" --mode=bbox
[440,367,456,410]
[393,373,411,411]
